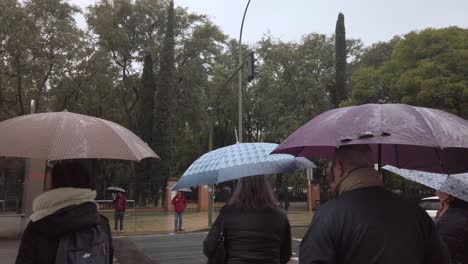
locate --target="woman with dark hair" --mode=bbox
[435,191,468,264]
[203,175,292,264]
[16,161,113,264]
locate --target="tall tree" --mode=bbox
[349,27,468,118]
[154,0,176,205]
[333,12,347,107]
[134,53,156,203]
[137,54,156,154]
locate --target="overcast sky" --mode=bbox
[72,0,468,46]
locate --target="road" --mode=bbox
[114,227,309,264]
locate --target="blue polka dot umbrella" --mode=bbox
[172,143,316,190]
[383,165,468,202]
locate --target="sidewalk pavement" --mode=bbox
[0,240,19,264]
[102,210,313,235]
[0,210,314,263]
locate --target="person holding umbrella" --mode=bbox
[299,145,448,264]
[435,191,468,264]
[112,190,127,234]
[172,191,187,232]
[203,175,292,264]
[382,166,468,263]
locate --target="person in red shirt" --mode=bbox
[171,191,187,232]
[113,192,127,234]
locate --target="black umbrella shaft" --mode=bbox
[378,144,382,174]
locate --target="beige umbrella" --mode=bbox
[0,111,159,161]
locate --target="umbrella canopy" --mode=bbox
[172,143,316,190]
[107,186,126,193]
[0,111,159,161]
[273,104,468,174]
[383,166,468,202]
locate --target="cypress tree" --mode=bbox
[135,53,156,204]
[333,12,347,107]
[154,0,176,206]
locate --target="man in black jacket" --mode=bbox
[299,145,448,264]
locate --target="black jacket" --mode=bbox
[15,202,113,264]
[208,205,292,264]
[436,201,468,264]
[300,187,448,264]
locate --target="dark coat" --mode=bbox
[300,187,448,264]
[436,201,468,264]
[15,202,113,264]
[207,205,292,264]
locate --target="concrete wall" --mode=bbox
[0,159,46,238]
[0,214,26,239]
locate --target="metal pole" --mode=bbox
[30,100,36,114]
[238,0,251,143]
[208,185,213,226]
[208,107,214,226]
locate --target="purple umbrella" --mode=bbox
[272,104,468,174]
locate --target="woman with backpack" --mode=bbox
[203,175,292,264]
[113,191,127,234]
[16,161,113,264]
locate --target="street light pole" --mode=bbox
[238,0,251,143]
[207,106,214,226]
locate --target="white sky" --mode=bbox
[72,0,468,45]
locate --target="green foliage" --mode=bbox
[349,27,468,118]
[3,0,464,206]
[153,1,176,204]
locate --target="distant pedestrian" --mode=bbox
[435,191,468,264]
[204,175,292,264]
[16,161,113,264]
[300,144,448,264]
[172,191,187,232]
[113,191,127,234]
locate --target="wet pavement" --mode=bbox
[113,227,309,264]
[102,209,313,235]
[1,212,312,263]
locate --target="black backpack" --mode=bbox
[55,223,110,264]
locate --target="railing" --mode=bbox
[96,200,136,211]
[0,183,23,214]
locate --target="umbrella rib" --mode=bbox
[412,107,443,148]
[95,118,138,160]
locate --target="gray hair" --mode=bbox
[334,144,374,170]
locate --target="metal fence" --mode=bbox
[0,183,23,214]
[96,184,201,212]
[96,200,136,210]
[182,186,199,212]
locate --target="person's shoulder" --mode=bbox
[316,194,349,213]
